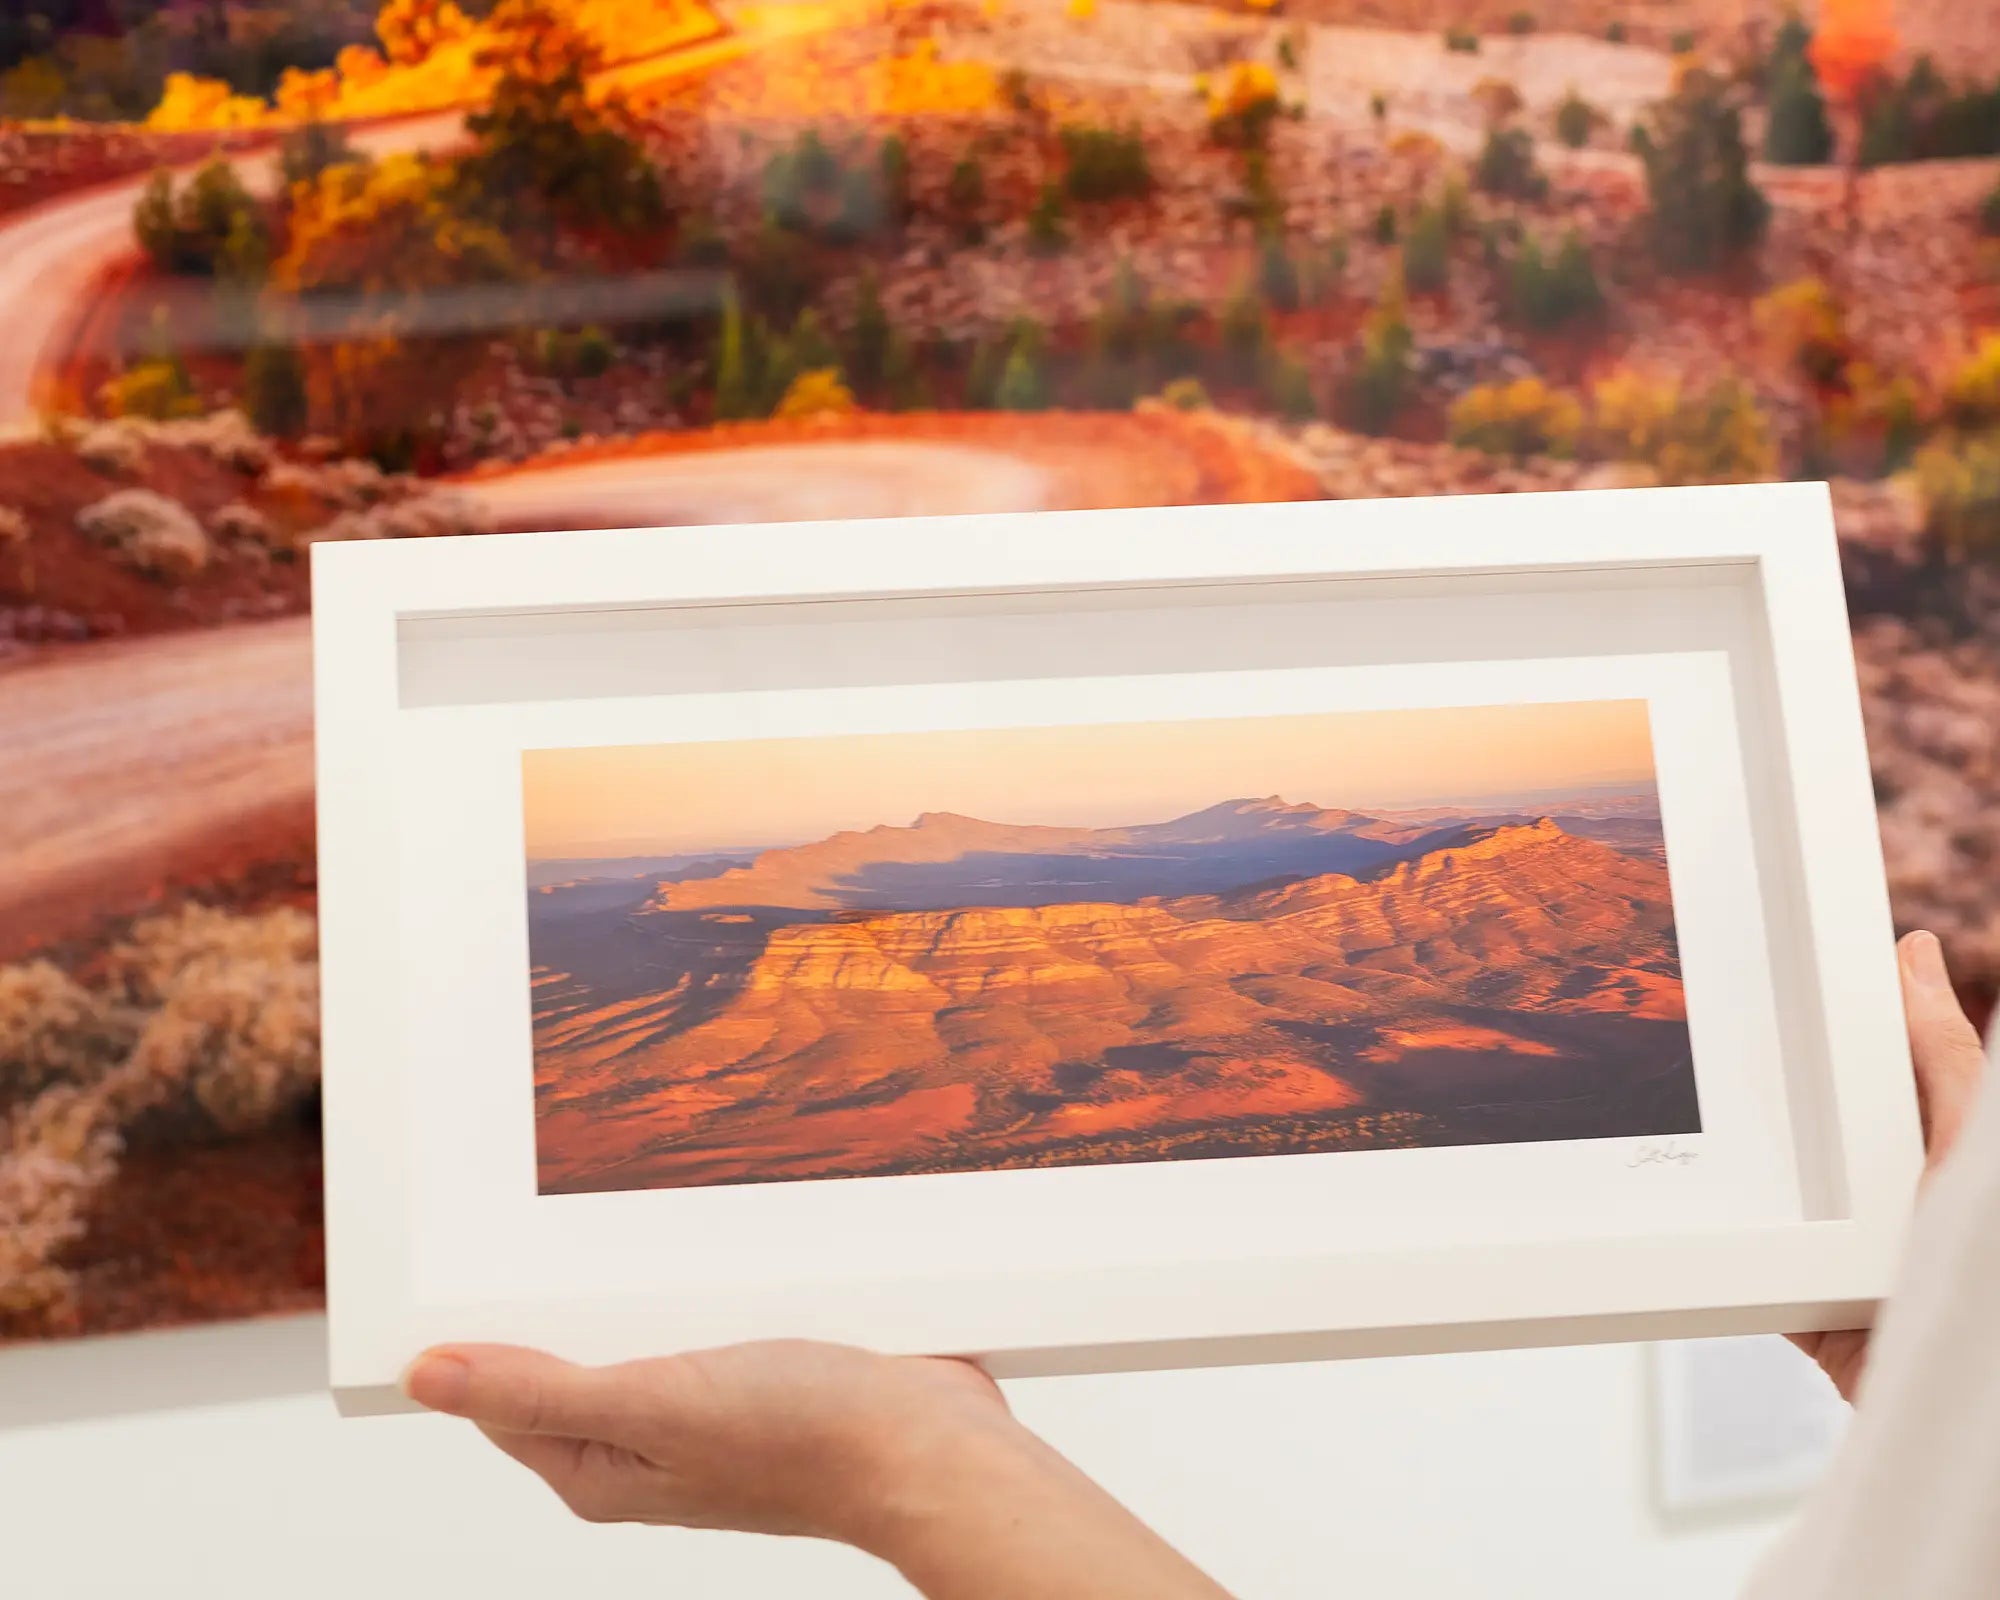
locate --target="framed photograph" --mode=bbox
[313,481,1923,1414]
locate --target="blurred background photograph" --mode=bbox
[0,0,1993,1344]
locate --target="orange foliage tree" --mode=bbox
[272,153,523,455]
[1810,0,1899,214]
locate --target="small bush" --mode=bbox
[244,341,310,437]
[1945,334,2000,426]
[1506,11,1536,35]
[99,359,200,422]
[1159,377,1212,410]
[1402,204,1451,293]
[1753,277,1849,387]
[1060,123,1153,203]
[1444,28,1480,54]
[1981,182,2000,238]
[774,367,858,421]
[994,345,1047,411]
[77,489,212,580]
[1450,376,1582,457]
[1504,229,1603,329]
[1257,233,1303,312]
[947,154,986,215]
[1554,89,1601,149]
[1606,20,1626,43]
[1372,203,1398,244]
[1586,368,1775,483]
[1475,125,1547,200]
[1261,349,1317,419]
[1206,61,1283,147]
[1343,274,1414,434]
[1914,433,2000,558]
[1027,184,1068,254]
[1669,28,1696,54]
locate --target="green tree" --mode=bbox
[243,339,310,437]
[1554,89,1600,149]
[1343,272,1413,434]
[1632,71,1770,273]
[1764,53,1833,165]
[457,0,665,257]
[1474,125,1546,199]
[878,133,911,225]
[713,283,758,421]
[1256,233,1301,312]
[1027,183,1068,254]
[991,319,1048,411]
[1402,204,1450,293]
[848,271,892,394]
[1504,228,1603,328]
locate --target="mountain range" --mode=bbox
[526,794,1696,1194]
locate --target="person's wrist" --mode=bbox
[838,1400,1054,1564]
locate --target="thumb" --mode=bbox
[1898,930,1987,1171]
[403,1344,629,1440]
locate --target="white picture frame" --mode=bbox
[313,482,1923,1415]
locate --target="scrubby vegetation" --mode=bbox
[0,905,319,1327]
[1633,70,1769,274]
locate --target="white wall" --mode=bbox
[0,1320,1793,1599]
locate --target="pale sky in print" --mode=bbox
[522,698,1659,858]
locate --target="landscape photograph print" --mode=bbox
[3,0,1997,1342]
[523,698,1699,1195]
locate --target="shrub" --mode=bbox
[1586,368,1775,483]
[1507,11,1536,35]
[76,423,147,477]
[1471,77,1524,128]
[1449,376,1582,457]
[1504,229,1603,328]
[1257,233,1302,311]
[1945,334,2000,426]
[878,133,911,225]
[536,325,617,379]
[77,491,213,580]
[1554,89,1601,149]
[1343,273,1414,433]
[1206,61,1282,147]
[1218,276,1271,382]
[1402,204,1451,293]
[0,962,125,1103]
[1061,123,1152,202]
[1606,20,1626,44]
[1372,203,1398,244]
[1475,125,1547,200]
[244,341,310,437]
[1763,54,1833,165]
[947,154,986,215]
[279,121,357,191]
[994,345,1047,411]
[98,358,201,423]
[774,367,858,420]
[1914,433,2000,558]
[1027,183,1068,254]
[1443,28,1480,54]
[1159,376,1212,410]
[1261,349,1317,418]
[1753,277,1849,387]
[1669,28,1696,54]
[1981,182,2000,238]
[1632,71,1769,273]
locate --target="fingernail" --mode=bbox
[1903,930,1949,989]
[401,1350,472,1415]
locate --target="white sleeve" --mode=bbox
[1740,1034,2000,1600]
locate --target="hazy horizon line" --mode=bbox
[525,779,1659,864]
